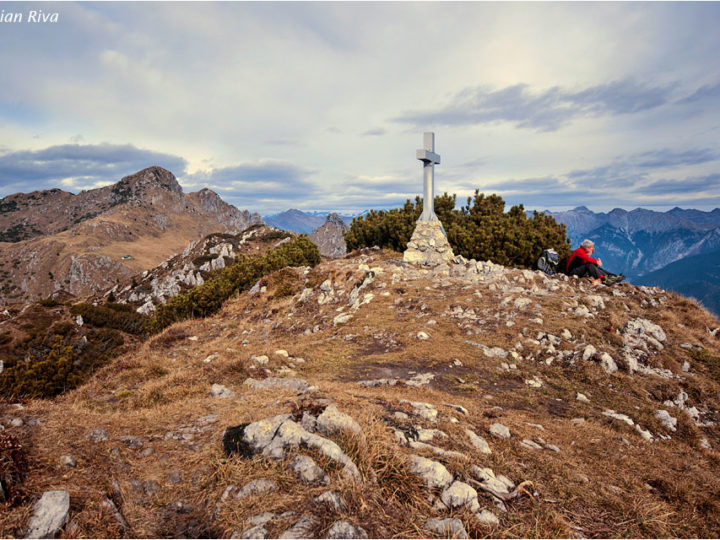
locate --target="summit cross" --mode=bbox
[416,132,441,221]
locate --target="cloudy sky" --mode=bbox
[1,1,719,215]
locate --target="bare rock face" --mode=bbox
[403,220,455,266]
[309,213,348,259]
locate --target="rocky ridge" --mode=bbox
[2,248,720,537]
[309,213,348,259]
[0,167,262,305]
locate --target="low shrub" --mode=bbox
[70,302,146,335]
[148,235,320,333]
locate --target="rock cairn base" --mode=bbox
[403,220,455,266]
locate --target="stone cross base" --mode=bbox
[403,220,455,266]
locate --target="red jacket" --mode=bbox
[566,247,599,273]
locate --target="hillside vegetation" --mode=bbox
[2,246,720,538]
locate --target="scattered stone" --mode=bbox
[237,479,277,498]
[100,496,129,530]
[333,313,353,326]
[441,480,480,512]
[87,428,108,442]
[210,384,235,398]
[655,410,677,432]
[700,438,712,449]
[252,355,269,365]
[8,417,23,427]
[489,423,511,439]
[423,518,469,539]
[576,393,590,403]
[465,429,492,455]
[25,490,70,539]
[203,353,220,363]
[243,377,310,393]
[602,410,634,426]
[289,455,327,483]
[444,403,469,415]
[625,318,666,342]
[139,447,155,458]
[520,439,543,450]
[326,520,369,539]
[118,436,143,449]
[599,353,618,374]
[399,400,438,422]
[235,525,266,539]
[315,405,363,438]
[476,509,500,526]
[166,472,182,485]
[582,345,596,361]
[315,491,345,511]
[279,514,317,539]
[406,455,453,489]
[60,455,77,468]
[417,331,430,340]
[470,466,514,499]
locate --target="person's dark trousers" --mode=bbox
[570,263,604,278]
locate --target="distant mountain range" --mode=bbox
[263,209,357,234]
[546,206,720,278]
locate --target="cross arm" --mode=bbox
[416,149,441,164]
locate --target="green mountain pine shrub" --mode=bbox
[345,191,570,268]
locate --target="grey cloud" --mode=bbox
[393,79,677,132]
[677,81,720,106]
[633,148,720,168]
[362,128,386,136]
[634,174,720,195]
[0,143,188,192]
[182,161,319,212]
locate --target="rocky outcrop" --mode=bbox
[309,213,348,259]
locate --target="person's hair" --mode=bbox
[580,239,594,249]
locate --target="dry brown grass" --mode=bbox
[2,252,720,537]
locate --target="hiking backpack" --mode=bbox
[536,248,559,276]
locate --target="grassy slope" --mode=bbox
[2,249,720,538]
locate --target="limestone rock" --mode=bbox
[279,514,317,539]
[489,423,511,439]
[315,490,345,511]
[25,490,70,539]
[289,455,327,483]
[440,480,480,512]
[406,455,453,489]
[210,384,235,398]
[476,509,500,526]
[236,479,277,499]
[423,518,469,539]
[655,410,677,432]
[465,429,492,455]
[326,520,368,539]
[243,377,310,393]
[234,415,360,481]
[87,428,108,442]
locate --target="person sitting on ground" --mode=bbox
[566,239,625,286]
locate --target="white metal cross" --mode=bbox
[416,132,441,221]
